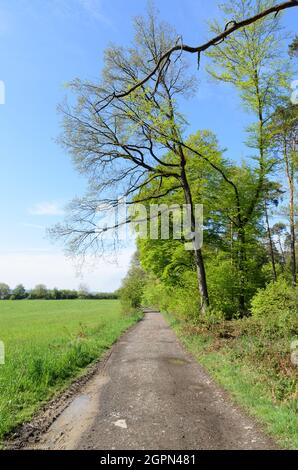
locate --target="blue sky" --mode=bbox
[0,0,297,291]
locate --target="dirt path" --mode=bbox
[27,311,277,450]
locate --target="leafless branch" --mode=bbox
[95,0,298,109]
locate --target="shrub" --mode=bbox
[251,279,298,318]
[206,257,239,317]
[203,308,226,326]
[250,280,298,340]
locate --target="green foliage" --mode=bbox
[289,35,298,57]
[29,284,48,300]
[142,276,166,309]
[0,284,118,301]
[119,254,147,313]
[207,0,290,122]
[142,273,200,321]
[205,256,240,317]
[0,283,10,300]
[251,279,298,319]
[93,292,119,300]
[52,289,78,300]
[11,284,27,300]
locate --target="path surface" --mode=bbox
[32,311,277,450]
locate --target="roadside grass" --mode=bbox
[0,300,140,441]
[165,314,298,450]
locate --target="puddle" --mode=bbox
[62,394,91,419]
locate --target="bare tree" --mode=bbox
[50,10,213,312]
[94,0,298,107]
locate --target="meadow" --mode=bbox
[0,300,139,441]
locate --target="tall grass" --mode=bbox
[0,300,139,440]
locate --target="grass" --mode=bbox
[0,299,140,441]
[165,313,298,450]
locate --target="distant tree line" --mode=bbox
[0,282,118,300]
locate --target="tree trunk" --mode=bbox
[284,140,297,287]
[181,169,209,314]
[194,247,209,313]
[264,198,277,282]
[278,237,286,269]
[289,187,297,286]
[238,227,246,315]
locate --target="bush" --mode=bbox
[251,279,298,318]
[206,257,240,317]
[250,280,298,340]
[202,308,226,326]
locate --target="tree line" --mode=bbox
[0,283,118,301]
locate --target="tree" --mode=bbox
[50,9,214,313]
[98,1,297,102]
[52,287,62,300]
[78,283,90,299]
[262,182,284,282]
[59,289,78,299]
[270,104,298,286]
[49,1,298,315]
[11,284,27,300]
[30,284,48,299]
[119,252,146,312]
[137,129,271,316]
[205,0,292,310]
[0,283,10,300]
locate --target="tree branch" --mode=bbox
[97,1,298,106]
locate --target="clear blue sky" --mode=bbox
[0,0,297,290]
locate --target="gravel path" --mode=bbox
[31,311,277,450]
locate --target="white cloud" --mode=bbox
[28,202,64,216]
[0,248,134,291]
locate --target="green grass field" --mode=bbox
[0,300,139,441]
